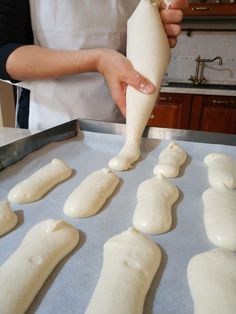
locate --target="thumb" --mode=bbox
[124,69,156,95]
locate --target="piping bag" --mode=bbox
[109,0,171,171]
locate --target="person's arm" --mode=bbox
[3,0,188,82]
[6,46,156,116]
[0,0,33,82]
[1,0,188,115]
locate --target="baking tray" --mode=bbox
[0,120,78,171]
[1,118,236,171]
[0,120,236,314]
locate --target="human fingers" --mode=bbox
[161,0,188,10]
[168,37,177,48]
[122,68,155,95]
[98,50,155,95]
[160,8,183,24]
[159,1,186,48]
[111,82,126,116]
[164,23,182,38]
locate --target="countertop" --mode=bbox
[0,127,37,146]
[160,82,236,96]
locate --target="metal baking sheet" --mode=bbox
[1,117,236,171]
[78,118,236,146]
[0,125,236,314]
[0,120,78,171]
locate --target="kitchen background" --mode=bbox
[167,19,236,85]
[0,1,236,133]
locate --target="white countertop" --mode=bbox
[0,127,37,146]
[161,85,236,96]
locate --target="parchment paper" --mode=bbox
[0,131,236,314]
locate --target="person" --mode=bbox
[0,0,188,130]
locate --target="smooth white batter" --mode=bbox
[202,187,236,251]
[0,219,79,314]
[64,168,119,218]
[204,153,236,189]
[85,228,161,314]
[8,158,72,204]
[109,0,170,171]
[0,200,18,236]
[132,173,179,234]
[153,142,187,178]
[187,248,236,314]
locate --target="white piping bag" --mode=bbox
[109,0,171,171]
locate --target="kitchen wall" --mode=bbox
[166,19,236,85]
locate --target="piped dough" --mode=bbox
[132,174,179,234]
[64,168,119,218]
[108,0,170,171]
[202,187,236,251]
[8,158,72,204]
[85,228,161,314]
[153,142,187,178]
[187,248,236,314]
[204,153,236,189]
[0,201,18,236]
[0,219,79,314]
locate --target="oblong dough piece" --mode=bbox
[64,168,119,218]
[108,0,170,171]
[0,201,18,236]
[187,248,236,314]
[153,142,187,178]
[0,219,79,314]
[204,153,236,189]
[202,187,236,251]
[85,228,161,314]
[132,174,179,234]
[8,159,72,204]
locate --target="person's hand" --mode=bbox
[160,0,188,48]
[97,49,155,116]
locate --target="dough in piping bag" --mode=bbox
[109,0,170,171]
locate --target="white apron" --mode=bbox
[22,0,139,130]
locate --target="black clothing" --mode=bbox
[17,87,30,128]
[0,0,33,128]
[0,0,33,81]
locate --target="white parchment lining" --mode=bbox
[0,130,236,314]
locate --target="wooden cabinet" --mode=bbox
[183,3,236,17]
[148,92,236,134]
[190,95,236,134]
[0,81,15,127]
[147,93,192,129]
